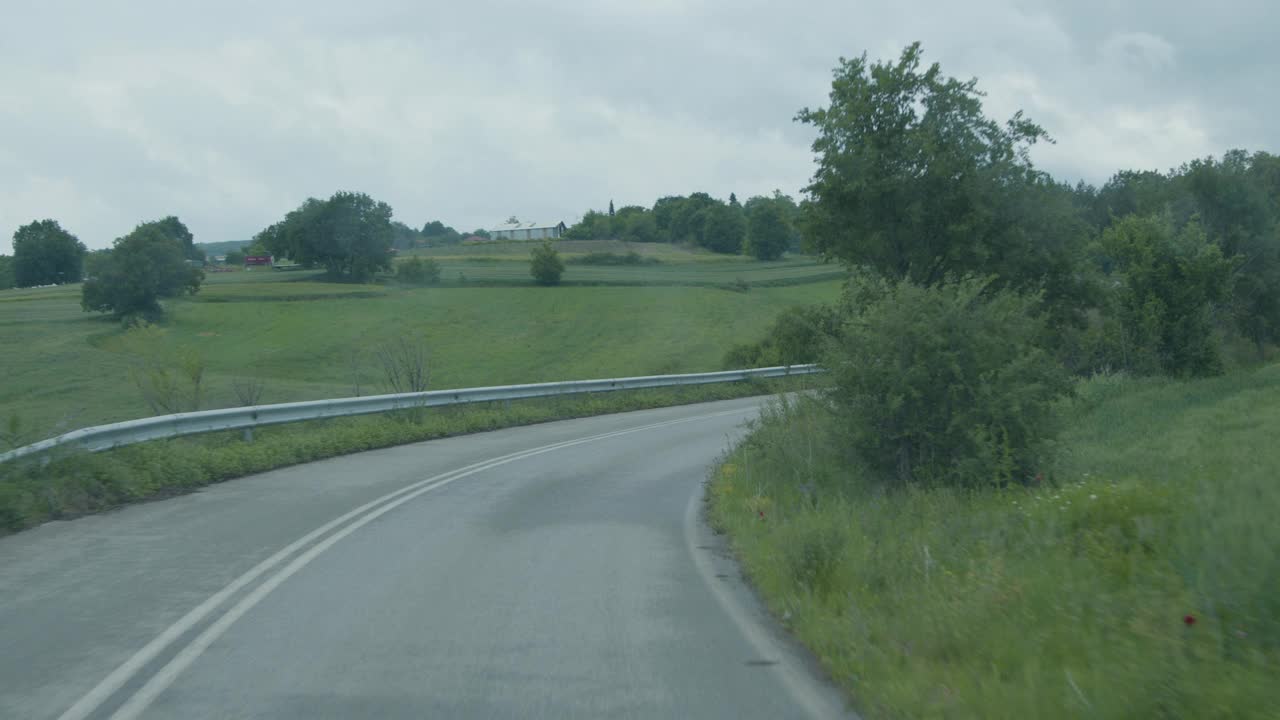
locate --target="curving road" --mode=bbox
[0,397,853,719]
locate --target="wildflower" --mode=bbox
[1089,494,1097,500]
[1184,614,1196,627]
[758,510,766,521]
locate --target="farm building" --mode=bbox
[489,221,566,241]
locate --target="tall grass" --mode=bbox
[708,366,1280,718]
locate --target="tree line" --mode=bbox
[562,191,802,260]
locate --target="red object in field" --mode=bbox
[1184,614,1196,627]
[243,255,273,266]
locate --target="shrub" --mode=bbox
[828,277,1071,487]
[396,256,441,285]
[530,241,564,285]
[722,304,841,368]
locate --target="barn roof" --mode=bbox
[488,221,565,233]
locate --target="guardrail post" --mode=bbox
[242,428,254,443]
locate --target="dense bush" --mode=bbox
[566,251,659,266]
[723,304,841,368]
[396,256,441,285]
[828,277,1071,487]
[529,241,565,285]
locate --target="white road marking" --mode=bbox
[683,473,855,719]
[61,408,750,720]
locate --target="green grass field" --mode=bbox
[708,367,1280,718]
[0,243,839,440]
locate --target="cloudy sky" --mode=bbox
[1,0,1274,253]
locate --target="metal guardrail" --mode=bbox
[0,365,822,464]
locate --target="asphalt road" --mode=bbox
[0,397,854,719]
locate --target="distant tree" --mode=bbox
[471,229,492,239]
[139,216,203,262]
[255,192,395,282]
[81,224,203,320]
[652,196,684,241]
[564,210,613,240]
[506,215,520,224]
[729,192,740,208]
[745,199,791,260]
[701,203,746,254]
[0,255,14,290]
[397,256,442,285]
[224,250,246,266]
[669,193,718,246]
[421,220,461,245]
[621,211,659,244]
[12,220,87,286]
[608,200,615,217]
[530,241,565,285]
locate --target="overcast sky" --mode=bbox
[1,0,1275,253]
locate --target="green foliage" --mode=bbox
[254,191,395,281]
[139,216,203,262]
[723,304,841,368]
[1100,214,1235,376]
[0,255,14,290]
[224,250,246,266]
[797,44,1088,322]
[744,197,791,260]
[709,366,1280,718]
[80,224,203,321]
[529,241,565,285]
[396,256,442,285]
[829,277,1070,487]
[12,219,87,286]
[420,219,462,245]
[700,203,746,254]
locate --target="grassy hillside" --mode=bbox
[708,367,1280,718]
[0,260,839,439]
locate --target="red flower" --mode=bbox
[758,510,766,520]
[1184,614,1196,627]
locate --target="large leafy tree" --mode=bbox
[255,192,395,282]
[81,224,203,320]
[12,219,87,286]
[797,43,1087,322]
[138,216,204,262]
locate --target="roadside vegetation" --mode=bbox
[706,42,1280,717]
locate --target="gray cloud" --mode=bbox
[1,0,1275,253]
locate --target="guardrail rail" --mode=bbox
[0,365,822,464]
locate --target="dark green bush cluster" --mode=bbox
[396,256,442,285]
[723,304,841,368]
[828,277,1071,487]
[529,241,565,285]
[566,251,660,266]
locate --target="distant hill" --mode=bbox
[196,240,251,256]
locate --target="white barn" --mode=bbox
[489,221,567,241]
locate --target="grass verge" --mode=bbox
[707,366,1280,718]
[0,376,822,536]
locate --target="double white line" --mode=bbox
[58,408,749,720]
